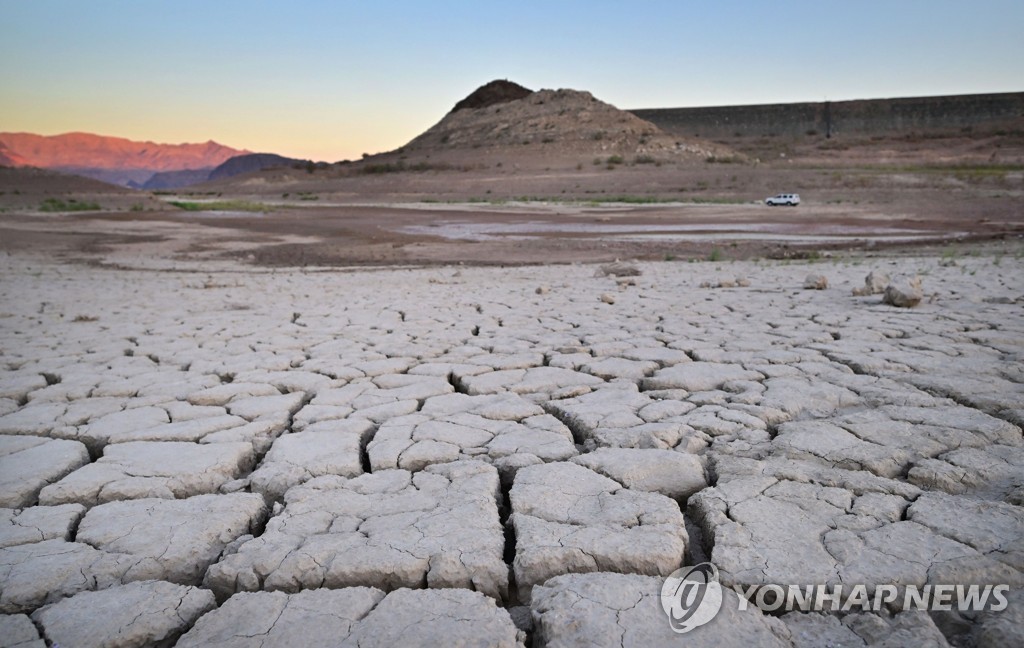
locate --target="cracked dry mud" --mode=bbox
[0,251,1021,646]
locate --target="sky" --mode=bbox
[2,0,1022,161]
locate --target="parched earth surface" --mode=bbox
[0,248,1022,647]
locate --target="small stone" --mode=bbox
[600,293,616,304]
[803,274,828,290]
[595,261,641,277]
[883,276,924,307]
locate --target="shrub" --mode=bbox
[39,198,100,212]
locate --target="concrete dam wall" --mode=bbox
[630,92,1024,139]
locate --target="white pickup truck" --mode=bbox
[765,193,800,206]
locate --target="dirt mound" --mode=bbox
[397,83,738,166]
[450,80,534,113]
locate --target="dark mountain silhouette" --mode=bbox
[207,153,309,181]
[449,80,533,114]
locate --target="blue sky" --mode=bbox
[1,0,1021,160]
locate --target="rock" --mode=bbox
[0,504,85,548]
[600,293,616,304]
[865,270,891,293]
[205,461,508,602]
[76,493,266,584]
[535,285,550,295]
[509,462,687,601]
[700,276,749,289]
[595,261,641,277]
[0,436,90,508]
[803,274,828,290]
[38,441,255,506]
[883,276,923,307]
[531,572,791,647]
[571,448,707,501]
[30,581,215,648]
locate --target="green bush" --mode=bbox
[39,198,100,212]
[168,200,271,212]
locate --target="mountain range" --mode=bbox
[0,131,317,190]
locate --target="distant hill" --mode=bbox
[207,153,309,181]
[140,153,311,189]
[137,168,215,190]
[0,141,27,167]
[0,132,248,187]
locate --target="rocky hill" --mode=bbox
[0,132,248,187]
[390,80,735,166]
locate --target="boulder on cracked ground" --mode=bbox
[177,587,525,648]
[38,441,255,506]
[76,493,266,585]
[205,460,507,602]
[30,581,215,648]
[509,462,687,602]
[883,276,923,307]
[0,436,90,508]
[530,572,791,648]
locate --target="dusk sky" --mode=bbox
[2,0,1022,161]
